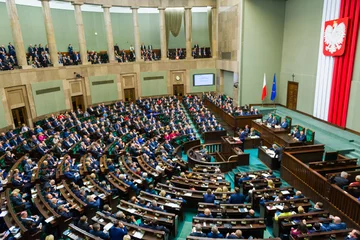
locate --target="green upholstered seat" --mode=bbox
[274,114,281,124]
[306,129,315,143]
[285,116,292,128]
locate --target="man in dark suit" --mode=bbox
[197,208,213,218]
[109,220,128,240]
[28,44,34,56]
[0,45,6,54]
[190,224,207,237]
[228,187,245,204]
[333,171,349,188]
[298,131,306,142]
[90,223,110,239]
[8,42,15,56]
[320,216,346,231]
[280,119,288,129]
[309,202,324,212]
[114,44,120,53]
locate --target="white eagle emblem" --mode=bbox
[324,21,346,54]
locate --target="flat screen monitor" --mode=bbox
[193,73,215,86]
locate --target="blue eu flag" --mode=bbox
[271,73,277,101]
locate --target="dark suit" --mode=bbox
[109,226,128,240]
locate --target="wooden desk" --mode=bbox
[93,211,167,240]
[258,147,280,170]
[203,98,262,133]
[192,217,266,238]
[251,121,302,147]
[260,197,312,225]
[273,211,330,237]
[197,202,252,218]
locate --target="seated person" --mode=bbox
[77,215,93,232]
[292,191,304,199]
[345,229,360,240]
[203,189,215,203]
[309,222,322,233]
[280,119,288,129]
[309,202,324,212]
[190,224,207,237]
[274,205,293,221]
[296,131,306,142]
[86,195,101,209]
[290,222,309,239]
[266,114,273,123]
[10,189,32,210]
[271,116,278,126]
[226,230,243,239]
[320,216,346,231]
[245,209,256,218]
[149,200,165,212]
[207,226,224,238]
[349,175,360,187]
[228,187,245,204]
[333,171,349,188]
[289,127,300,139]
[90,223,110,239]
[20,211,43,233]
[197,208,213,218]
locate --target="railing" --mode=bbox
[282,152,360,229]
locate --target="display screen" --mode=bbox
[193,74,215,86]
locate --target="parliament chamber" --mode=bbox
[0,0,360,240]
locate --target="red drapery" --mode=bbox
[328,0,360,127]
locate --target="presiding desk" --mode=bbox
[203,98,262,133]
[251,120,302,147]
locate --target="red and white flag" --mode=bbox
[261,73,267,101]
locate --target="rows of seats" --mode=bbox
[0,94,359,240]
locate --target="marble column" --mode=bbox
[41,0,59,66]
[211,7,217,59]
[5,0,29,68]
[184,7,192,59]
[158,7,167,60]
[102,5,116,63]
[132,7,141,62]
[73,2,89,65]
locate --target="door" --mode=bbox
[124,88,136,101]
[71,95,85,111]
[287,81,298,110]
[173,84,184,98]
[12,107,27,128]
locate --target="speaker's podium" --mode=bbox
[221,136,249,166]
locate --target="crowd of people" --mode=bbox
[1,41,212,70]
[0,42,17,71]
[192,44,211,58]
[27,43,53,68]
[205,93,260,117]
[183,95,224,133]
[0,95,226,239]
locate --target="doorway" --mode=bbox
[173,84,184,98]
[287,81,298,110]
[124,88,136,101]
[12,107,27,128]
[71,95,85,111]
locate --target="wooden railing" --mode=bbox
[281,152,360,229]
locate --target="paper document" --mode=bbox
[133,231,144,239]
[104,222,114,231]
[45,216,55,223]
